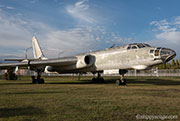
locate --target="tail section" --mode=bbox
[32,36,46,59]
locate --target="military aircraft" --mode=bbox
[0,37,176,85]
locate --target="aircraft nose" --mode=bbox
[160,48,176,62]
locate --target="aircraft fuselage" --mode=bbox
[51,43,176,74]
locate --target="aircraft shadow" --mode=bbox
[0,106,45,118]
[48,78,180,86]
[127,78,180,86]
[47,79,116,85]
[1,78,180,86]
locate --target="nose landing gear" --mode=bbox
[116,70,127,86]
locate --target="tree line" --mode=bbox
[154,59,180,69]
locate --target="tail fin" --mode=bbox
[32,36,45,59]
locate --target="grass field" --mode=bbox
[0,76,180,121]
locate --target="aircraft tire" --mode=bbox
[32,76,37,84]
[32,79,37,84]
[116,79,121,85]
[121,79,126,85]
[98,77,104,83]
[40,78,45,84]
[38,78,45,84]
[116,79,126,86]
[8,73,17,80]
[92,78,96,81]
[14,75,18,80]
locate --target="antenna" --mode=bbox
[58,51,64,58]
[109,43,116,48]
[25,47,32,59]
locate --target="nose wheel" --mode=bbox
[116,75,126,85]
[116,70,127,86]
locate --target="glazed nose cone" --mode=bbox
[160,48,176,62]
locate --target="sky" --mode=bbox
[0,0,180,59]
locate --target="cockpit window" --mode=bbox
[127,46,131,50]
[127,43,151,50]
[150,50,154,53]
[155,50,160,56]
[144,44,151,47]
[137,43,145,48]
[132,46,137,49]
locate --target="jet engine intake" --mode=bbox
[76,55,95,69]
[45,66,55,72]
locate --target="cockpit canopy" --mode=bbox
[127,43,151,50]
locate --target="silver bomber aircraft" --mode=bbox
[0,37,176,85]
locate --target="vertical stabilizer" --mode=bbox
[32,36,45,59]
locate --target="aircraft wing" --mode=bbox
[4,58,39,62]
[0,57,77,69]
[4,58,25,62]
[30,57,77,66]
[0,62,28,69]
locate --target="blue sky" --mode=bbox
[0,0,180,58]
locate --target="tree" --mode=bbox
[171,59,176,69]
[175,59,179,69]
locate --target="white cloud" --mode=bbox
[104,32,133,45]
[149,17,180,56]
[66,0,96,23]
[0,4,15,10]
[43,28,98,57]
[29,0,39,4]
[0,10,32,49]
[150,19,177,32]
[6,6,15,10]
[156,31,180,44]
[75,0,89,9]
[0,9,101,58]
[174,16,180,25]
[0,3,131,59]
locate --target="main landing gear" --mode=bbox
[92,72,104,83]
[116,70,128,86]
[32,71,44,84]
[3,70,18,80]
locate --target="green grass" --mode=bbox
[0,76,180,121]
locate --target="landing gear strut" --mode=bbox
[92,72,104,83]
[32,71,44,84]
[116,70,127,86]
[3,70,18,80]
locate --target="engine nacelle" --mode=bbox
[45,66,54,72]
[44,66,58,74]
[76,55,95,69]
